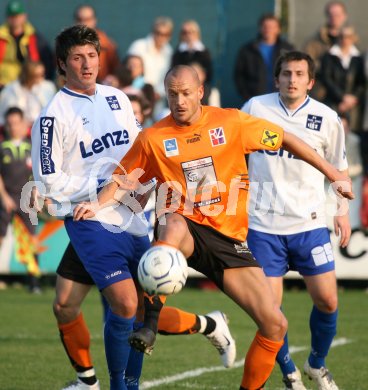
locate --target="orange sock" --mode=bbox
[58,312,93,372]
[144,292,166,305]
[158,306,198,334]
[241,331,284,390]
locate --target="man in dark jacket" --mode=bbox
[234,14,294,102]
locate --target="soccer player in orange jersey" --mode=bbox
[74,65,353,390]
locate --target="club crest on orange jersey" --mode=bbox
[209,127,226,147]
[261,129,279,149]
[163,138,179,157]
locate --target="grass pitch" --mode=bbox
[0,282,367,389]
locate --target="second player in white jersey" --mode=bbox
[31,83,148,235]
[243,92,347,234]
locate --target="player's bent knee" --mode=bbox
[53,299,80,323]
[108,295,138,318]
[261,310,288,341]
[315,295,338,313]
[273,310,288,339]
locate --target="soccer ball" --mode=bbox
[137,245,188,296]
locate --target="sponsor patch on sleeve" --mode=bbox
[306,114,323,131]
[105,96,121,111]
[260,129,280,149]
[40,117,55,175]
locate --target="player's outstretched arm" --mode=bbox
[282,131,354,200]
[73,180,123,221]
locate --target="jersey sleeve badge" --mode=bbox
[260,129,280,149]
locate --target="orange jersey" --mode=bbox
[114,106,283,241]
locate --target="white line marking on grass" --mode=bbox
[140,337,353,389]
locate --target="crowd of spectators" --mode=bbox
[0,0,367,290]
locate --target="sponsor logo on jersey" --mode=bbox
[306,114,323,131]
[261,129,279,149]
[163,138,179,157]
[257,147,301,159]
[186,133,201,144]
[40,117,55,175]
[209,127,226,146]
[80,130,130,158]
[187,171,199,182]
[105,96,121,111]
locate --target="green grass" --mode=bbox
[0,284,367,389]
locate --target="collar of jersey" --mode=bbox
[61,86,97,102]
[278,94,310,117]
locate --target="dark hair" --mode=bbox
[274,51,315,80]
[115,64,133,88]
[55,25,100,76]
[126,94,153,121]
[5,106,24,119]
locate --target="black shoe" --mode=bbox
[128,327,156,355]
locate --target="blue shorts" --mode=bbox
[247,228,334,277]
[64,218,150,290]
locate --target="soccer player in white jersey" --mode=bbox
[31,25,152,390]
[242,51,350,390]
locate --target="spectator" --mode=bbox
[303,1,348,99]
[0,0,54,88]
[127,16,173,119]
[0,60,56,128]
[0,107,40,293]
[123,55,156,116]
[73,4,120,83]
[320,25,365,132]
[234,13,294,102]
[172,20,213,85]
[123,54,146,89]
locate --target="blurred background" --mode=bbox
[0,0,367,289]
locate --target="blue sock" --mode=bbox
[125,322,144,389]
[308,306,338,369]
[276,331,297,376]
[104,310,135,390]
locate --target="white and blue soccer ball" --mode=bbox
[138,245,188,296]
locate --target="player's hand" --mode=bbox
[29,186,44,213]
[73,201,99,221]
[334,214,351,248]
[330,175,354,200]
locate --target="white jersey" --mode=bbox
[242,92,347,234]
[31,83,148,236]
